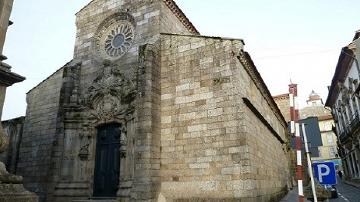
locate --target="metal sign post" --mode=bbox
[301,123,317,202]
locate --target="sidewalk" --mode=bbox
[344,179,360,189]
[280,188,311,202]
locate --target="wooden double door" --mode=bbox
[93,123,121,197]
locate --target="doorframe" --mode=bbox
[89,118,127,198]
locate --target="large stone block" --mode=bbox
[0,183,38,202]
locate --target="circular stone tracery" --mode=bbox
[95,16,135,60]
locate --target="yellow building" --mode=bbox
[301,91,342,168]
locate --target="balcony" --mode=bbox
[350,111,360,133]
[339,111,360,142]
[339,128,349,142]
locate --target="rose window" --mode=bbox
[94,17,135,60]
[104,23,134,58]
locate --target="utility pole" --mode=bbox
[302,123,317,202]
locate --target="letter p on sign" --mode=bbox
[317,164,330,183]
[313,162,336,185]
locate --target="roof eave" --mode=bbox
[237,51,288,128]
[325,47,354,107]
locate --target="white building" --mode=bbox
[326,30,360,180]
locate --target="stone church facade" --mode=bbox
[6,0,291,201]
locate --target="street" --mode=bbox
[281,176,360,202]
[329,179,360,202]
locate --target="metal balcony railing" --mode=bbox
[339,111,360,142]
[339,129,348,142]
[350,111,360,133]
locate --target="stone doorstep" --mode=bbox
[73,198,117,202]
[73,200,117,202]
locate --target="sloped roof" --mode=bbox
[325,47,354,106]
[163,0,199,34]
[273,93,289,100]
[353,29,360,41]
[237,51,288,128]
[161,32,243,43]
[300,105,331,119]
[26,60,72,94]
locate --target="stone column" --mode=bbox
[0,0,38,201]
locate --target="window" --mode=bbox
[324,122,332,131]
[329,147,336,158]
[352,97,357,116]
[344,106,350,124]
[327,133,334,144]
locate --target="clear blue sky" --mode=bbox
[3,0,360,119]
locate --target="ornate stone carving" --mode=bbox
[78,144,89,161]
[78,131,91,161]
[119,124,127,158]
[84,61,137,121]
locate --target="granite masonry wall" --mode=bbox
[15,1,195,201]
[1,116,24,174]
[17,68,64,201]
[72,0,193,114]
[49,0,194,201]
[159,34,290,201]
[273,94,290,122]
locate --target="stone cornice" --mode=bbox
[237,50,287,128]
[0,62,25,87]
[243,97,285,144]
[163,0,199,35]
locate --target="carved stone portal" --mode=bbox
[54,60,137,201]
[84,60,137,122]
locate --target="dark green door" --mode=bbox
[93,123,121,197]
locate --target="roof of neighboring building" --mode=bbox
[273,93,289,100]
[0,64,25,87]
[307,90,321,102]
[325,46,355,107]
[318,114,333,121]
[300,105,331,119]
[1,116,25,123]
[76,0,199,35]
[353,29,360,41]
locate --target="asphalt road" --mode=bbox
[329,178,360,202]
[281,177,360,202]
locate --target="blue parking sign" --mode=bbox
[313,162,337,185]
